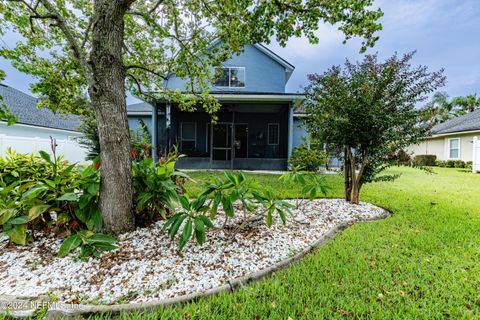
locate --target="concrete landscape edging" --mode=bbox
[1,210,391,319]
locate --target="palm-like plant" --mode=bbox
[421,92,453,128]
[422,92,480,128]
[452,94,480,114]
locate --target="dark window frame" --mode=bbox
[267,123,280,145]
[214,67,246,88]
[180,122,197,150]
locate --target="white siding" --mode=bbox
[0,122,88,163]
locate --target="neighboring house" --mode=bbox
[408,109,480,167]
[0,84,87,163]
[127,43,310,170]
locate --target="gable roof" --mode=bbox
[208,40,295,81]
[0,84,81,132]
[431,109,480,135]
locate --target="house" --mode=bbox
[127,43,310,170]
[0,84,87,163]
[408,109,480,169]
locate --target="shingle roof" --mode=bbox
[0,84,80,131]
[126,102,154,113]
[431,109,480,135]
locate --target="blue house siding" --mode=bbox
[166,45,287,93]
[293,118,308,148]
[128,116,152,134]
[129,116,167,150]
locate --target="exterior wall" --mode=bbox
[0,121,81,140]
[128,115,167,152]
[409,138,445,160]
[293,118,308,147]
[408,132,480,162]
[0,122,87,163]
[128,116,152,134]
[166,44,287,93]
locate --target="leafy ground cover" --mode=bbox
[85,168,480,318]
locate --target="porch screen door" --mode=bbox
[212,123,233,161]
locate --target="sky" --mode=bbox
[1,0,479,103]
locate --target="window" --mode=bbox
[181,122,196,151]
[268,123,279,145]
[449,138,460,159]
[214,67,245,88]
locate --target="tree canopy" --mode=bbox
[304,52,445,203]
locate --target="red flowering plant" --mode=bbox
[130,120,153,161]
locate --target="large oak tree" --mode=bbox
[0,0,383,233]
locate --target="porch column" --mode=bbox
[152,103,159,162]
[166,100,171,151]
[287,105,294,161]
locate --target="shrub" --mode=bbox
[132,151,188,225]
[466,161,473,170]
[58,231,117,260]
[0,148,70,185]
[397,150,412,165]
[289,145,326,172]
[0,143,115,259]
[131,119,153,161]
[413,155,437,166]
[163,194,214,250]
[165,171,295,250]
[435,160,446,167]
[1,143,188,255]
[446,160,456,168]
[454,160,466,168]
[279,165,329,207]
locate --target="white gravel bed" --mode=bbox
[0,199,387,305]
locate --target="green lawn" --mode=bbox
[94,167,480,319]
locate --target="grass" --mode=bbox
[93,167,480,319]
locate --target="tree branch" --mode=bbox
[81,18,93,49]
[36,0,94,87]
[28,14,58,33]
[125,65,168,80]
[127,73,157,101]
[356,152,368,186]
[127,0,165,17]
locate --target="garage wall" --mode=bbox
[408,132,479,162]
[408,138,445,159]
[0,122,87,163]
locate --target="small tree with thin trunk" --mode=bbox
[304,52,446,203]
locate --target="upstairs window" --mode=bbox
[214,67,245,88]
[448,138,460,159]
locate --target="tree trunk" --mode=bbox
[350,181,361,204]
[88,0,135,233]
